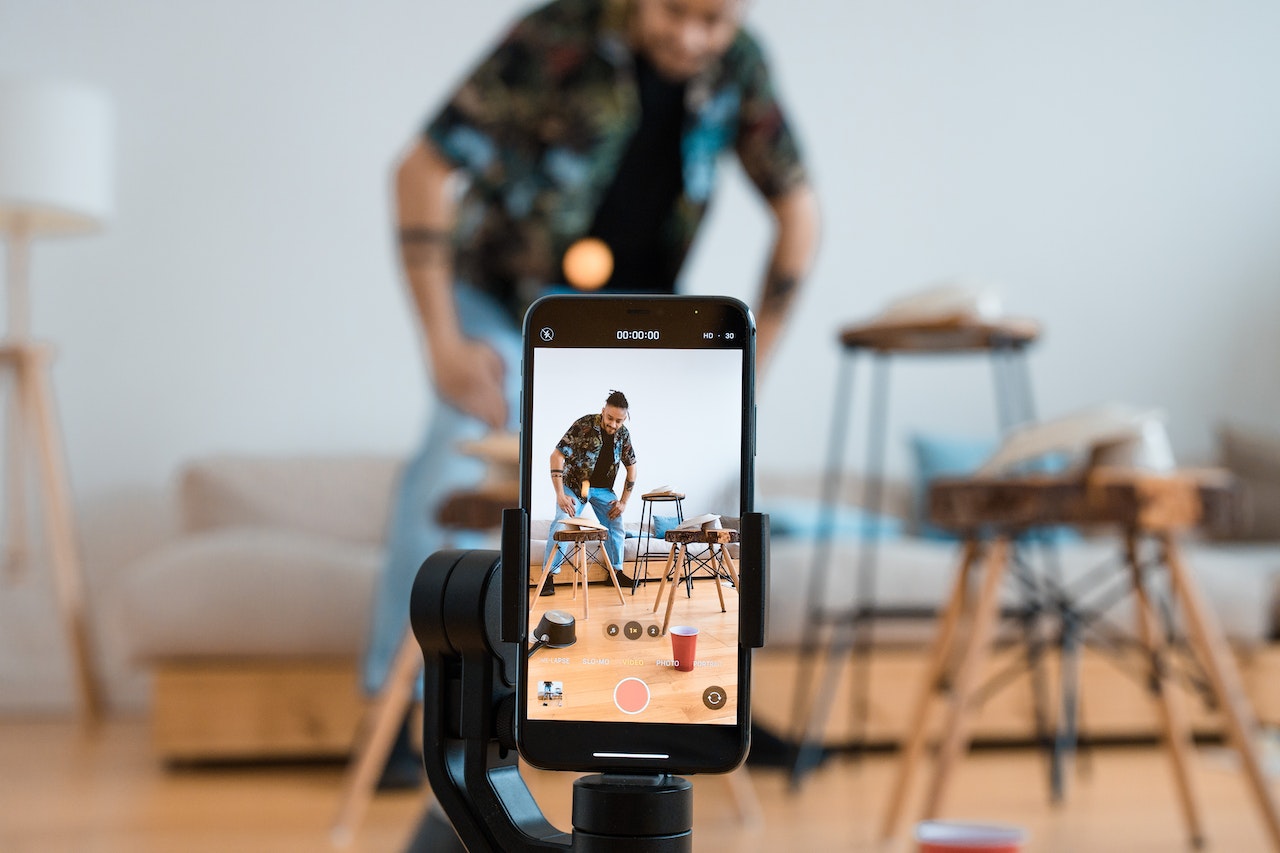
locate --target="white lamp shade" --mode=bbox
[0,80,114,235]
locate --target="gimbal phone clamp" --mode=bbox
[406,508,768,852]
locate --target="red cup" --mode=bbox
[669,626,698,672]
[916,821,1026,853]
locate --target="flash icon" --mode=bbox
[540,327,555,342]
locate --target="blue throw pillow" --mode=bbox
[653,515,681,539]
[910,434,997,541]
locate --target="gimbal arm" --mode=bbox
[411,548,570,852]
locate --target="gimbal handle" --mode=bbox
[408,509,767,852]
[409,547,694,852]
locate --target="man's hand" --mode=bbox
[431,336,507,430]
[557,491,578,516]
[755,184,821,369]
[607,499,626,520]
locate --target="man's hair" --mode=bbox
[605,390,629,410]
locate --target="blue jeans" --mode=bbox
[544,486,626,574]
[362,285,522,695]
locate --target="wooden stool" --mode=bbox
[652,528,739,636]
[530,527,626,620]
[879,469,1280,850]
[331,486,512,846]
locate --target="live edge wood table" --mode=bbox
[879,468,1280,850]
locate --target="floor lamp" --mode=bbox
[0,80,114,722]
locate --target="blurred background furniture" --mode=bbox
[111,450,1280,765]
[114,455,396,761]
[789,309,1044,784]
[0,80,114,723]
[879,469,1280,849]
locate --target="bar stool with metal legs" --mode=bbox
[788,314,1053,788]
[634,489,685,593]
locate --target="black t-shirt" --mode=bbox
[587,54,687,293]
[590,431,617,490]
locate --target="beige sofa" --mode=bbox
[114,456,396,761]
[114,455,1280,761]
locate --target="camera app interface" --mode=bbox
[526,333,744,726]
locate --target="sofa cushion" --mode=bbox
[1216,424,1280,541]
[115,528,379,659]
[180,455,400,546]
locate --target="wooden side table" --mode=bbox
[879,468,1280,849]
[530,527,626,620]
[652,528,739,636]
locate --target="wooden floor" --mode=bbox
[527,575,739,724]
[3,715,1278,852]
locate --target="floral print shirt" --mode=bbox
[425,0,808,323]
[556,413,636,496]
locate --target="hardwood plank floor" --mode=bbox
[1,716,1276,851]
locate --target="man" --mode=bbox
[543,391,638,594]
[364,0,821,789]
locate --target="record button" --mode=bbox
[614,677,651,715]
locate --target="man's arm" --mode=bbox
[609,463,638,519]
[754,182,821,367]
[549,448,576,514]
[396,138,508,429]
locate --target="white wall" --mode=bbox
[1,0,1278,710]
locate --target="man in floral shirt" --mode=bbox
[365,0,820,792]
[544,390,638,592]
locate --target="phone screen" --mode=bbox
[518,295,753,771]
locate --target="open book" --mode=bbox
[559,515,606,530]
[673,513,721,531]
[869,281,1004,326]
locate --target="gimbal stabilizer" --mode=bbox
[406,509,767,852]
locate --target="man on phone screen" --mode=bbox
[364,0,821,790]
[544,391,638,593]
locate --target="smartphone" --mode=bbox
[516,294,756,774]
